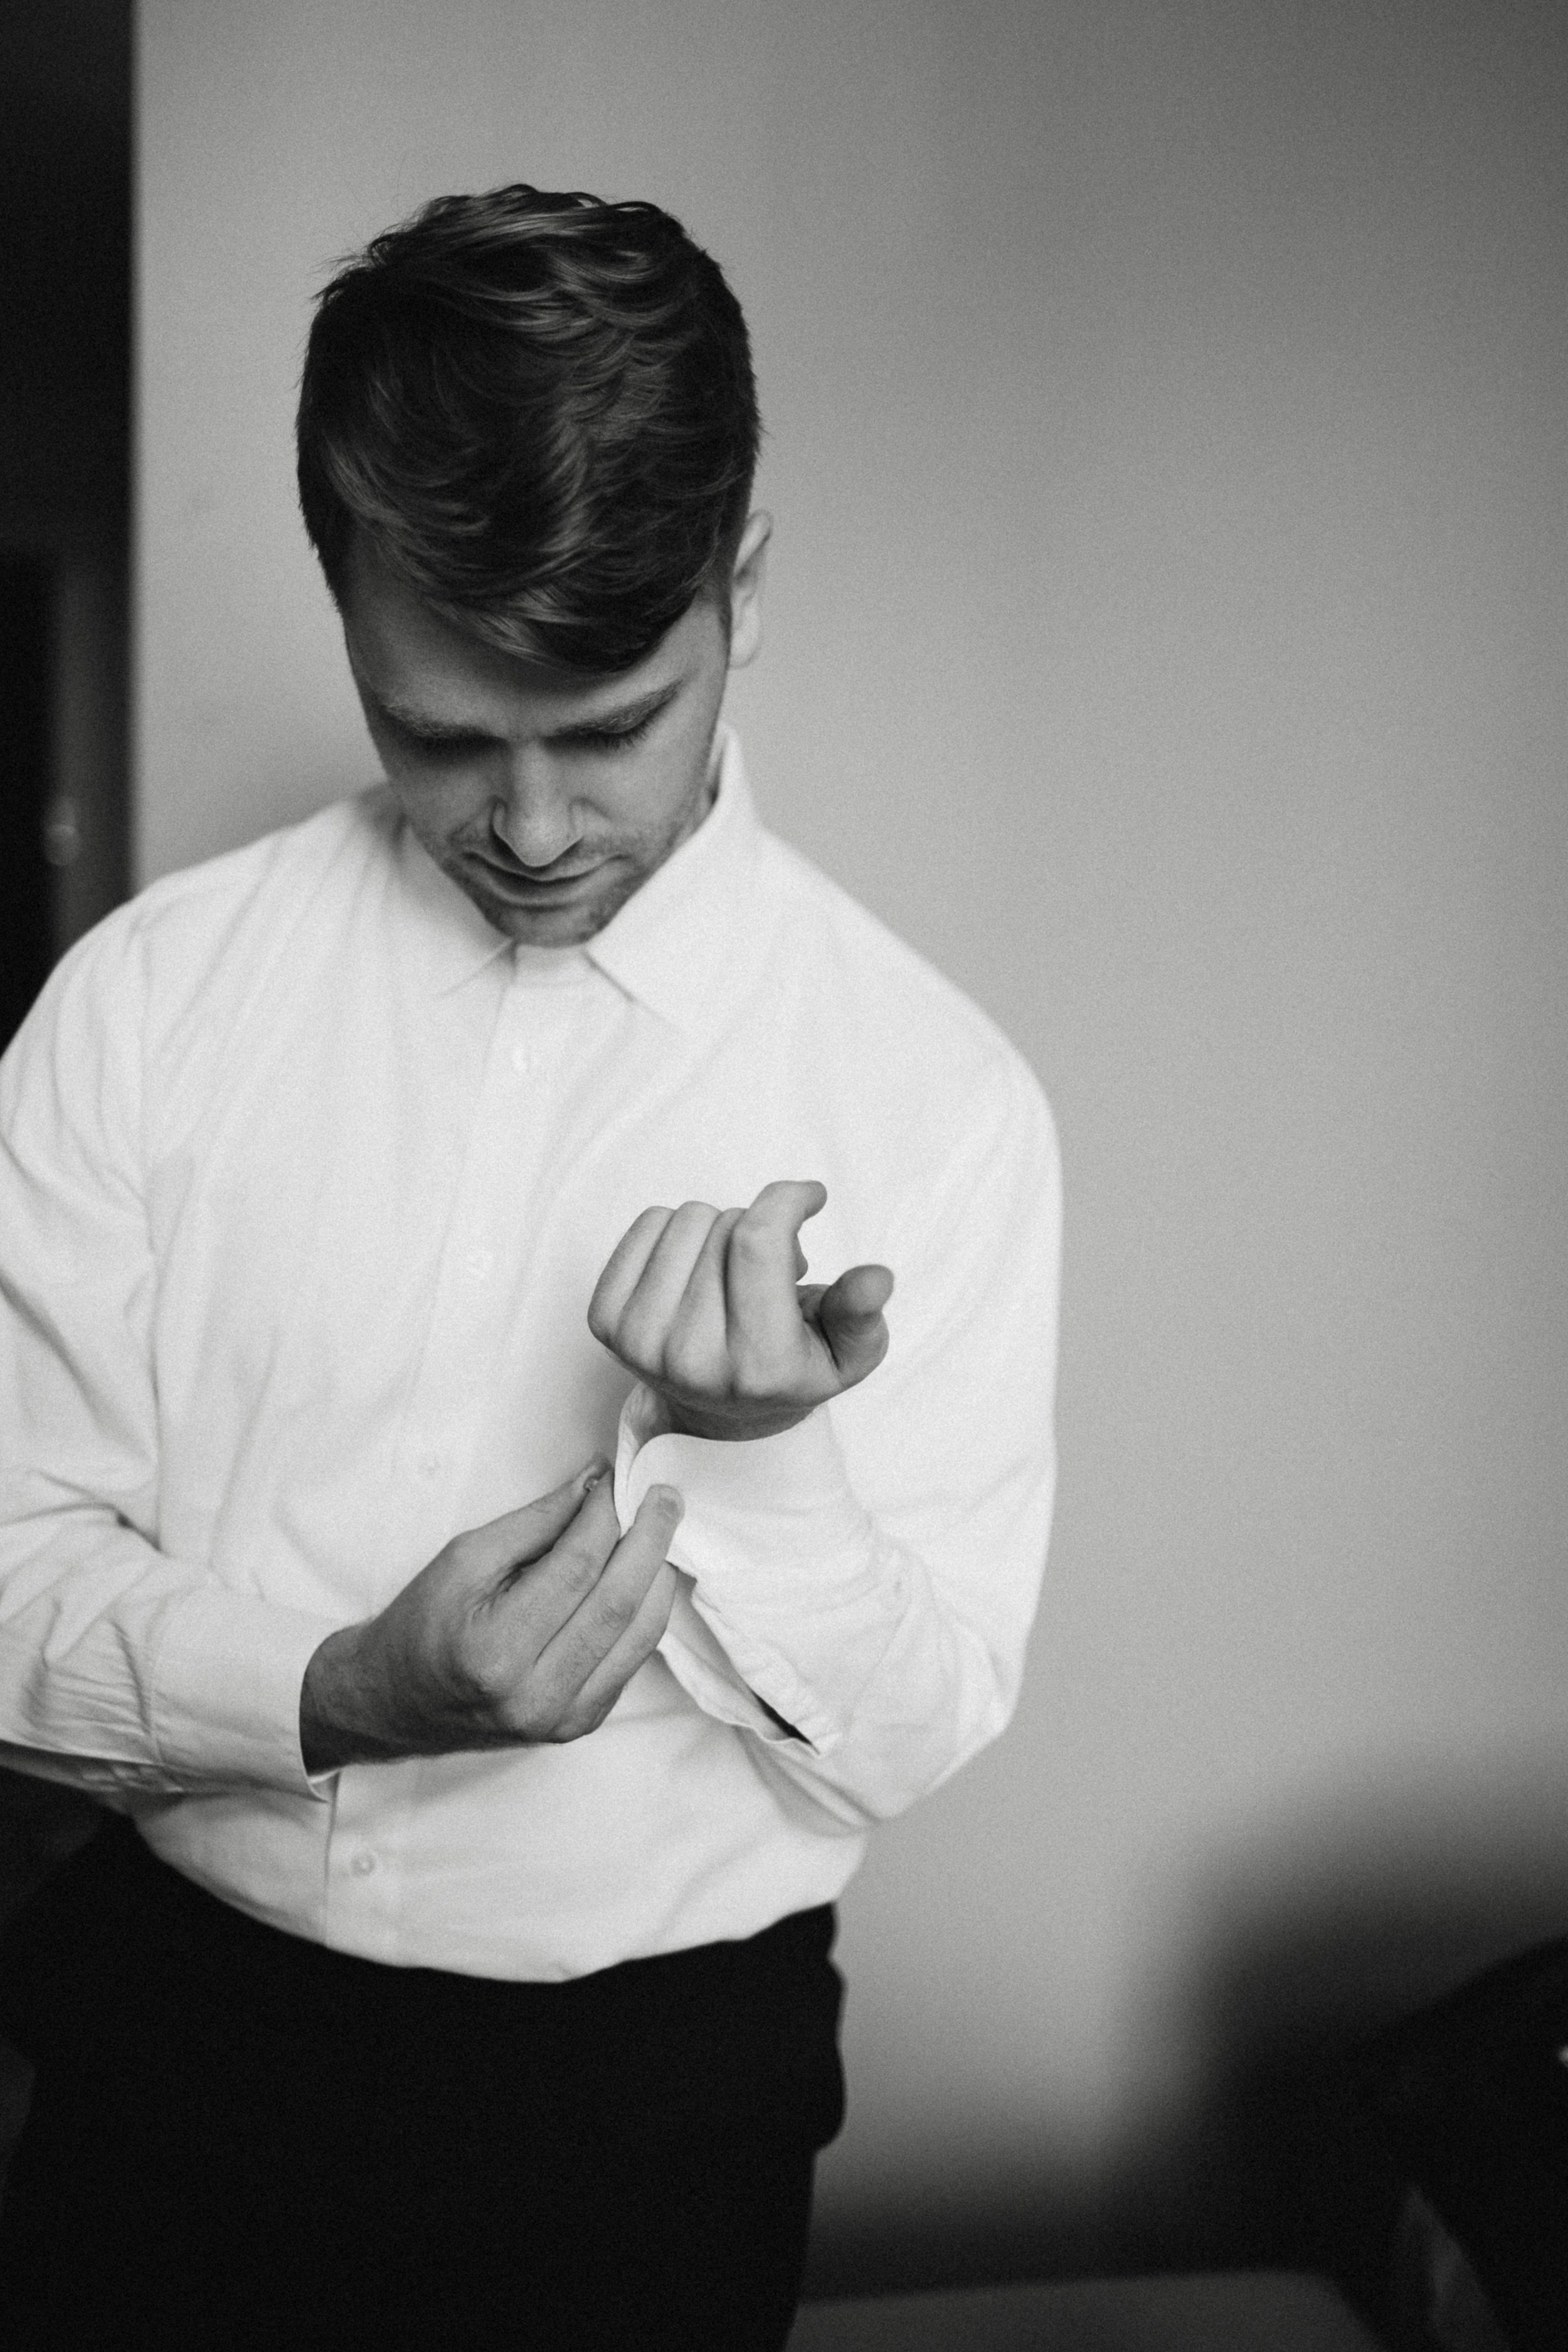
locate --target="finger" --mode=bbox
[674,1204,743,1365]
[465,1457,613,1586]
[814,1262,895,1384]
[534,1485,683,1698]
[724,1181,828,1367]
[612,1202,721,1364]
[558,1559,680,1733]
[749,1177,827,1234]
[522,1474,626,1606]
[587,1206,674,1343]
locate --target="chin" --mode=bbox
[495,908,608,946]
[472,877,637,947]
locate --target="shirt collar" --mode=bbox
[395,802,516,999]
[393,724,778,1030]
[586,726,778,1034]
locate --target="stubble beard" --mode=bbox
[426,765,718,948]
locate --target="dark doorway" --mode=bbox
[0,0,132,1053]
[0,560,54,1047]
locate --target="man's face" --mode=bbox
[340,520,767,946]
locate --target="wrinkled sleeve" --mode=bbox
[614,1056,1060,1831]
[0,922,335,1803]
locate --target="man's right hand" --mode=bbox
[299,1463,682,1776]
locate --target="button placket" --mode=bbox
[324,1764,410,1958]
[395,981,572,1502]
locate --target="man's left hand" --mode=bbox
[588,1179,894,1442]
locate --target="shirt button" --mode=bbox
[417,1451,442,1480]
[464,1246,495,1279]
[509,1042,531,1076]
[350,1850,378,1878]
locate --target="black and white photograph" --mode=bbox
[1,6,1565,2348]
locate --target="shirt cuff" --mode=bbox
[613,1385,903,1752]
[150,1587,342,1799]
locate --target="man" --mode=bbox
[0,186,1059,2350]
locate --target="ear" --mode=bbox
[726,511,771,670]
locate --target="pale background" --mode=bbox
[137,0,1568,2284]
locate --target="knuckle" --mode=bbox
[664,1334,716,1392]
[731,1353,782,1401]
[596,1589,640,1638]
[548,1701,607,1745]
[457,1647,509,1713]
[497,1669,559,1742]
[541,1681,609,1743]
[504,1703,551,1746]
[551,1533,607,1591]
[445,1529,483,1576]
[613,1305,661,1364]
[485,1685,525,1732]
[620,1327,662,1374]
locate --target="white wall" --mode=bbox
[139,0,1568,2274]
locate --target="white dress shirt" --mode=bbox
[0,729,1059,1978]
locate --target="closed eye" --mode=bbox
[376,707,492,756]
[368,682,677,757]
[396,728,489,756]
[564,711,662,755]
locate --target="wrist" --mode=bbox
[661,1394,816,1444]
[300,1620,399,1775]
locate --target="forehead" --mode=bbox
[340,535,717,731]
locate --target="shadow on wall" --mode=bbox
[1122,1767,1568,2312]
[806,1759,1568,2324]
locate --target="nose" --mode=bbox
[487,750,582,871]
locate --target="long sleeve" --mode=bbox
[615,1054,1061,1831]
[0,922,336,1803]
[0,746,1064,1974]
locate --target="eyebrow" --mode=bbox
[366,679,682,747]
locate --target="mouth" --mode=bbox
[469,852,604,899]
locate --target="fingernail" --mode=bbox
[651,1484,684,1522]
[580,1456,611,1492]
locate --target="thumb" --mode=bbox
[815,1263,894,1385]
[469,1457,612,1582]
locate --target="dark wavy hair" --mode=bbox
[296,184,760,672]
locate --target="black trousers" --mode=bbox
[0,1817,844,2352]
